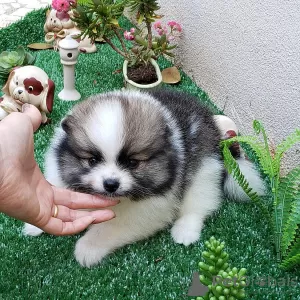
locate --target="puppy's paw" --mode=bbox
[75,237,110,268]
[23,223,44,237]
[171,217,201,246]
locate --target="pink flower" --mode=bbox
[167,21,182,32]
[130,28,135,33]
[153,21,162,30]
[154,21,168,36]
[52,0,70,12]
[124,30,134,40]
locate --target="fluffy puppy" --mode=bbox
[24,89,265,267]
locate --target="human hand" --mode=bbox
[0,104,118,235]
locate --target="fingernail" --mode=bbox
[21,103,30,113]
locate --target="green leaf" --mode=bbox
[137,13,144,24]
[222,145,271,226]
[281,251,300,270]
[222,136,273,178]
[273,128,300,173]
[23,52,36,66]
[279,169,300,254]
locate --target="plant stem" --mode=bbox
[146,21,152,49]
[113,27,127,54]
[260,126,281,261]
[103,36,128,59]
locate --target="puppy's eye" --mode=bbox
[88,157,98,167]
[128,159,139,169]
[28,86,33,92]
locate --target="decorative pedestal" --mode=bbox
[58,35,81,101]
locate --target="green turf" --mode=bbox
[0,8,299,300]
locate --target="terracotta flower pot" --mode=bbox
[123,58,162,90]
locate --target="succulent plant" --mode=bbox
[0,46,35,80]
[191,237,247,300]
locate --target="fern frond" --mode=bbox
[222,145,272,227]
[281,237,300,270]
[222,136,273,178]
[280,171,300,254]
[281,254,300,270]
[273,128,300,173]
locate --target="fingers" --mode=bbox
[42,210,115,236]
[53,205,115,222]
[0,104,42,133]
[52,186,120,209]
[21,104,42,132]
[42,216,96,236]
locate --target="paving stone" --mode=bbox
[0,0,52,29]
[0,0,14,4]
[26,2,48,9]
[14,0,33,4]
[11,7,33,17]
[11,3,21,9]
[0,4,9,14]
[0,14,20,28]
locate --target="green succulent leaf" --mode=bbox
[0,46,35,80]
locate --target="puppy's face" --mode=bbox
[57,92,178,200]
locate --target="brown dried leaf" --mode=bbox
[27,43,54,50]
[112,69,122,74]
[161,67,181,84]
[154,257,163,263]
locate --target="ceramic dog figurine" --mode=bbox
[0,66,55,124]
[44,9,97,53]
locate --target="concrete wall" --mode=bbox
[157,0,300,170]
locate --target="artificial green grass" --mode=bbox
[0,8,299,300]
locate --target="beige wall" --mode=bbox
[157,0,300,170]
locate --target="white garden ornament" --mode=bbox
[58,35,81,101]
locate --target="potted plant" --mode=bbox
[71,0,182,90]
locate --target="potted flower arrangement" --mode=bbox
[71,0,182,90]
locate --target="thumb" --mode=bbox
[22,104,42,132]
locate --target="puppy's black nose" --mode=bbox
[103,179,120,193]
[18,90,23,95]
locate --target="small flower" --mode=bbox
[52,0,70,12]
[167,21,182,32]
[130,28,135,33]
[124,30,134,40]
[153,21,162,30]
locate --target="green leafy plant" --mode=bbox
[77,0,93,5]
[0,46,35,80]
[71,0,182,67]
[222,120,300,270]
[191,237,247,300]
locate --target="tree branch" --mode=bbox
[103,36,128,59]
[113,27,127,54]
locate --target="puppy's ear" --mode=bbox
[61,115,77,134]
[2,70,15,95]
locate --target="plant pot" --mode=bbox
[123,58,162,91]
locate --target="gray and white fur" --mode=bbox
[24,89,265,267]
